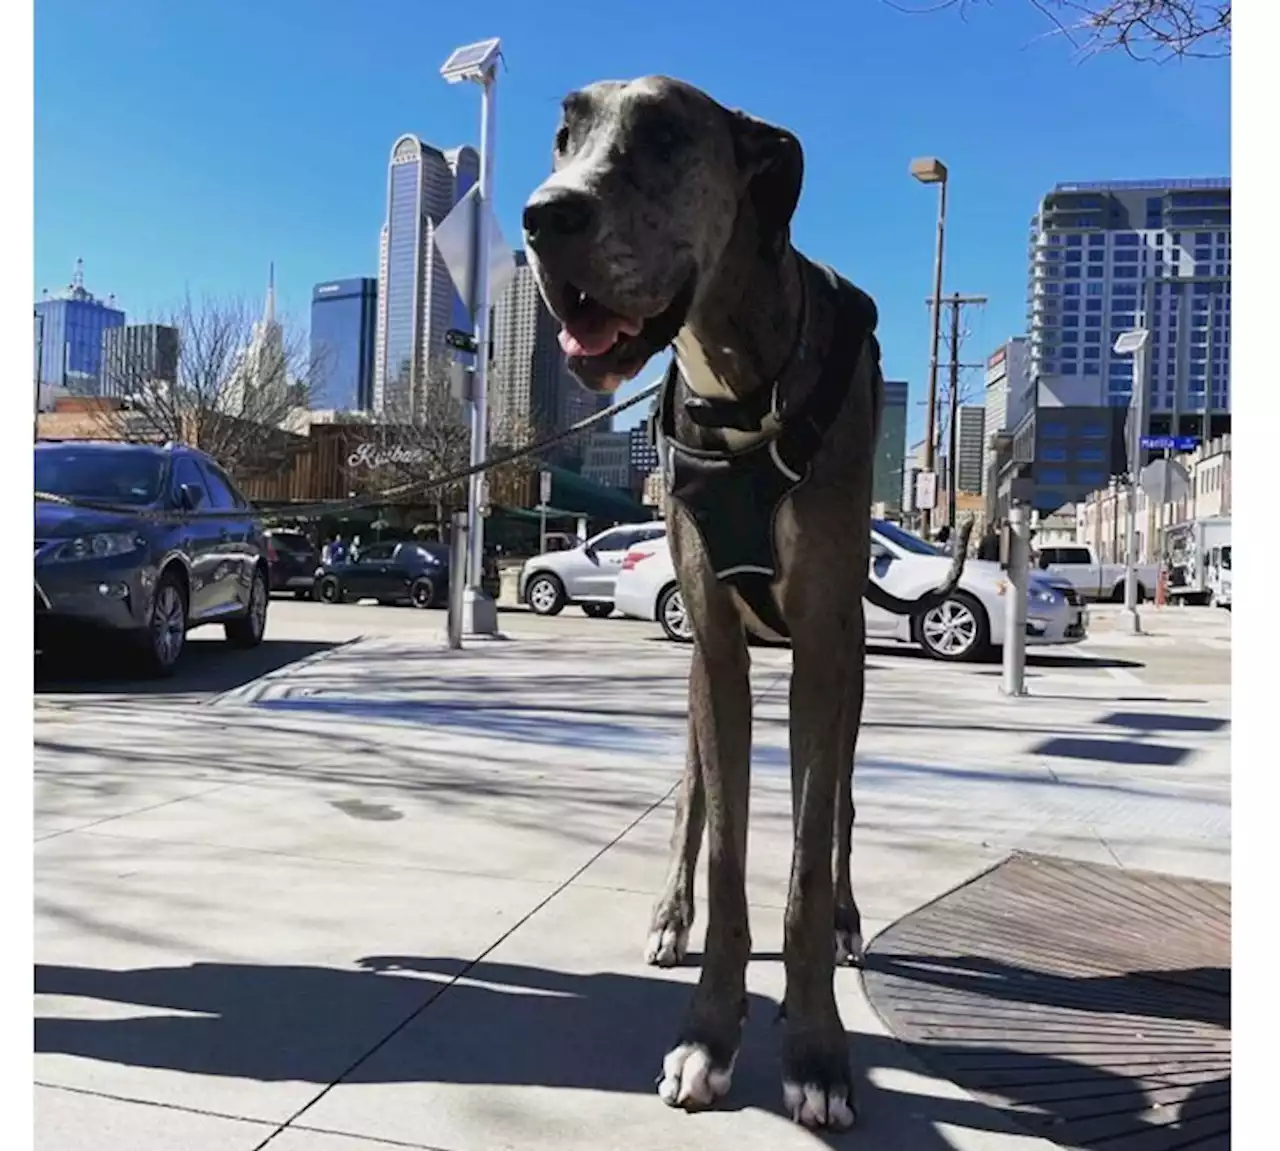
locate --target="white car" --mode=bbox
[613,519,1089,661]
[518,522,668,618]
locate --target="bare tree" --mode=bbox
[888,0,1229,60]
[90,293,318,481]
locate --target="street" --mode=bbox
[34,600,1230,1150]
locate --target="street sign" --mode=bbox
[539,469,553,507]
[445,329,478,354]
[914,470,938,511]
[1140,434,1201,453]
[449,361,474,403]
[433,184,517,318]
[1139,458,1190,503]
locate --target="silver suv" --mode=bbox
[519,522,667,618]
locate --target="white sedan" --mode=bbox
[612,520,1088,661]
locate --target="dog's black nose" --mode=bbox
[523,189,595,243]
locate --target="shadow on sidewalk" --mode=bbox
[35,954,1225,1147]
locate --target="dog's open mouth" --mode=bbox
[552,275,696,383]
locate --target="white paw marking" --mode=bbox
[658,1042,735,1109]
[835,929,865,967]
[783,1080,857,1130]
[644,924,690,967]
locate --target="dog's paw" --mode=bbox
[657,1042,735,1110]
[834,928,864,967]
[645,923,691,968]
[783,1080,857,1131]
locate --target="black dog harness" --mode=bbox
[656,263,879,639]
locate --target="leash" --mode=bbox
[34,379,663,522]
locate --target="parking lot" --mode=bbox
[35,593,1233,707]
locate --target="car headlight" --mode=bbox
[1029,584,1061,605]
[47,531,142,563]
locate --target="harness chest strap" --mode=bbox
[656,264,879,638]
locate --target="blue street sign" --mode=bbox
[1140,435,1201,452]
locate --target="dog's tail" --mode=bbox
[865,518,974,617]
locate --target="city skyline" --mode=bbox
[34,0,1230,448]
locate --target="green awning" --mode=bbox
[506,465,651,523]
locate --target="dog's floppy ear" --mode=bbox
[728,109,803,247]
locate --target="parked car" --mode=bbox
[34,440,270,675]
[1032,543,1158,603]
[518,522,667,618]
[613,520,1089,661]
[314,540,499,607]
[264,529,320,598]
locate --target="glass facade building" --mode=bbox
[373,135,479,417]
[35,268,126,394]
[873,380,909,512]
[310,278,377,411]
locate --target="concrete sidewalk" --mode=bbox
[34,631,1230,1150]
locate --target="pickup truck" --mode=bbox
[1032,543,1159,603]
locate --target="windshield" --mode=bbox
[1221,546,1231,570]
[872,519,944,557]
[35,445,165,506]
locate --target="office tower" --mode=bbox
[35,259,125,394]
[955,405,986,494]
[1027,179,1230,437]
[310,277,377,411]
[100,324,179,399]
[873,379,908,512]
[490,251,564,444]
[373,135,479,417]
[581,430,634,492]
[629,421,660,477]
[983,338,1028,516]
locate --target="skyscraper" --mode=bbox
[955,405,986,494]
[35,259,125,394]
[373,135,478,417]
[490,251,563,443]
[224,266,288,415]
[310,278,377,411]
[873,380,908,512]
[1027,179,1230,439]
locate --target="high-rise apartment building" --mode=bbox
[100,324,179,399]
[1027,179,1230,438]
[373,135,478,417]
[35,259,125,394]
[873,380,908,512]
[629,421,660,477]
[310,277,377,411]
[983,338,1028,516]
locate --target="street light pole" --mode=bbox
[441,37,503,636]
[911,157,948,540]
[1115,323,1151,636]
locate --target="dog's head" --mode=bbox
[522,76,803,392]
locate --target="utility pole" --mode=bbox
[936,292,988,531]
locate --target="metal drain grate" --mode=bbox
[862,852,1229,1149]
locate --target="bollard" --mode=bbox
[1001,503,1029,697]
[447,511,468,651]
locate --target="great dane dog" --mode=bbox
[522,76,969,1131]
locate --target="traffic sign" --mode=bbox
[1139,458,1191,503]
[433,183,517,317]
[914,470,938,511]
[445,329,478,354]
[1140,434,1201,453]
[539,469,553,507]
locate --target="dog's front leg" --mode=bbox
[780,615,860,1131]
[657,625,752,1111]
[646,720,705,967]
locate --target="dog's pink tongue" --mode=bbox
[559,314,643,358]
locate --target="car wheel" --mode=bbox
[582,602,613,619]
[138,567,188,677]
[410,577,438,609]
[526,573,566,616]
[914,592,990,662]
[658,584,693,643]
[225,565,269,648]
[318,576,343,604]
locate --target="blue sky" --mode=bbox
[34,0,1229,441]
